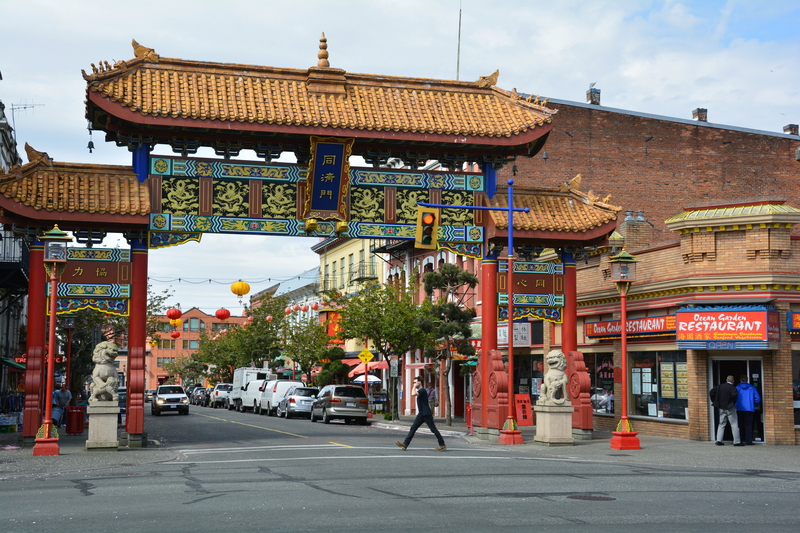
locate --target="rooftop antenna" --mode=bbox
[10,101,45,145]
[456,0,462,80]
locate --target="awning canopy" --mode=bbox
[348,360,389,377]
[1,358,25,370]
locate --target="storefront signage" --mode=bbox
[789,312,800,332]
[585,315,676,338]
[497,322,531,347]
[514,394,534,426]
[676,306,780,350]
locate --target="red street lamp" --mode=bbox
[33,225,72,456]
[607,249,642,450]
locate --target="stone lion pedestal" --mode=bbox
[533,349,575,447]
[533,404,575,446]
[86,401,120,450]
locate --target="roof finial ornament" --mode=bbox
[131,39,159,63]
[317,32,330,68]
[476,69,499,88]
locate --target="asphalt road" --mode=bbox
[3,405,800,533]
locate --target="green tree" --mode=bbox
[283,315,332,384]
[419,263,478,425]
[336,280,429,420]
[162,353,208,386]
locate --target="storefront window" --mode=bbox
[792,351,800,427]
[584,352,615,413]
[630,350,688,420]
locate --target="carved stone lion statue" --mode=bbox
[537,349,570,406]
[89,341,119,403]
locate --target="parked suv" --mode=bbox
[276,386,319,419]
[310,385,369,425]
[211,383,233,409]
[151,385,189,416]
[260,379,304,416]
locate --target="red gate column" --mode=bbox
[562,250,577,353]
[125,233,148,446]
[478,255,498,431]
[22,239,46,444]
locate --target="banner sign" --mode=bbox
[676,306,780,350]
[514,394,534,426]
[497,261,564,307]
[303,136,354,221]
[789,312,800,332]
[585,315,676,338]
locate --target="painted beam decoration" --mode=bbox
[497,261,564,323]
[675,305,780,350]
[147,154,484,245]
[49,247,132,316]
[303,136,353,222]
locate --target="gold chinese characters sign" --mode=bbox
[303,136,354,222]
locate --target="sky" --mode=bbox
[2,0,799,314]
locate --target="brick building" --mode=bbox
[146,307,246,389]
[492,93,800,444]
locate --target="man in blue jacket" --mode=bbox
[736,375,761,445]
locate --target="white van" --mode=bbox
[239,379,268,413]
[260,379,304,416]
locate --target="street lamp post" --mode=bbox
[607,249,641,450]
[33,225,72,456]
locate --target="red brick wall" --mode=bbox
[504,103,800,243]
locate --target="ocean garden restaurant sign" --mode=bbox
[675,305,780,350]
[585,315,676,339]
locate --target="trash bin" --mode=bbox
[65,405,86,435]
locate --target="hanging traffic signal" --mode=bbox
[415,206,440,249]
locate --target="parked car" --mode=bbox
[260,380,304,416]
[145,389,155,403]
[151,385,189,416]
[276,387,319,419]
[191,387,208,405]
[239,379,268,413]
[310,385,369,425]
[211,383,233,409]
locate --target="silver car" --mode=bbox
[276,387,319,419]
[310,385,369,425]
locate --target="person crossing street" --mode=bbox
[396,376,446,452]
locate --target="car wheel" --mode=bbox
[152,408,160,416]
[265,403,272,417]
[310,409,318,423]
[254,403,260,415]
[358,417,368,425]
[344,418,352,425]
[322,409,331,424]
[182,410,189,415]
[285,409,292,420]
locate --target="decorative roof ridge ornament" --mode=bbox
[476,69,499,88]
[559,174,582,193]
[132,39,159,63]
[24,143,53,166]
[317,32,330,68]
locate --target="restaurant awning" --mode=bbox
[1,358,25,370]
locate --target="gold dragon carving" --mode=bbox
[162,178,200,215]
[213,180,249,217]
[262,183,296,218]
[350,187,385,223]
[396,189,429,224]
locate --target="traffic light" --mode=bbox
[415,206,440,249]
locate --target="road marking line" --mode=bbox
[168,454,519,464]
[329,441,351,447]
[195,412,308,438]
[177,444,343,454]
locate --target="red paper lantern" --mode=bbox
[301,305,309,312]
[166,308,182,320]
[215,308,231,320]
[311,302,319,311]
[170,331,180,338]
[285,307,292,314]
[266,315,273,322]
[292,304,301,311]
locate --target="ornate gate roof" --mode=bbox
[84,38,555,165]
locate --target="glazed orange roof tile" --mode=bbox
[485,175,621,236]
[0,145,148,222]
[84,38,555,144]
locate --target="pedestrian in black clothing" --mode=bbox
[710,375,742,446]
[396,375,446,451]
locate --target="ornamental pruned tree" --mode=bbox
[336,280,429,420]
[283,314,332,384]
[419,263,478,426]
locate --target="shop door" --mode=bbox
[710,359,764,443]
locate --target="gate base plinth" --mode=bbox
[498,430,524,445]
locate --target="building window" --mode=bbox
[159,322,172,332]
[182,340,199,350]
[630,350,688,421]
[159,339,175,350]
[584,353,616,413]
[348,253,354,281]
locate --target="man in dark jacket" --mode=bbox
[736,375,761,445]
[710,375,741,446]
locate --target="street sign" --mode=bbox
[358,349,374,364]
